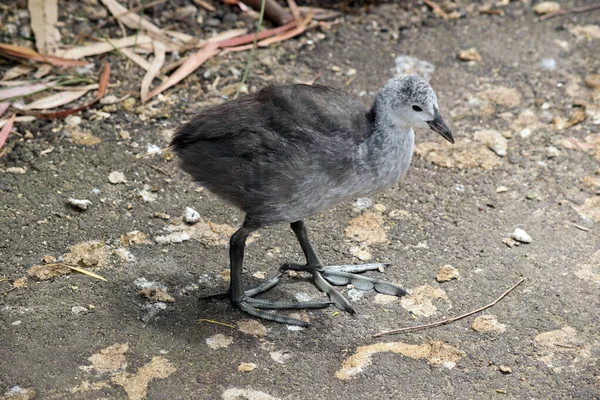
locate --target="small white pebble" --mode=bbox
[511,228,532,244]
[184,207,201,224]
[108,171,126,184]
[519,128,532,138]
[67,198,92,210]
[496,186,508,193]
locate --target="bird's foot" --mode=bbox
[280,263,407,313]
[233,274,332,326]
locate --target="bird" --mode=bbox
[170,74,454,327]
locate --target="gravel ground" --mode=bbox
[1,0,599,399]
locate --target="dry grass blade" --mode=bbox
[100,0,162,34]
[297,6,341,20]
[146,43,220,101]
[216,21,296,48]
[0,113,16,151]
[28,0,59,54]
[0,43,89,67]
[205,29,249,46]
[120,47,151,71]
[197,319,235,328]
[374,278,526,337]
[0,81,58,102]
[258,11,313,47]
[191,0,216,12]
[60,35,153,59]
[141,40,166,103]
[64,265,108,282]
[22,88,92,110]
[1,65,35,82]
[539,4,600,20]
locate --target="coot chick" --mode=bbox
[171,74,454,326]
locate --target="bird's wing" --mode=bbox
[170,84,372,151]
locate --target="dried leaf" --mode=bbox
[0,81,58,102]
[287,0,301,21]
[119,48,151,71]
[258,12,312,47]
[60,35,153,59]
[141,40,166,104]
[34,63,54,79]
[22,88,91,110]
[0,116,36,129]
[30,61,110,119]
[1,65,35,81]
[0,102,9,118]
[217,22,296,48]
[146,43,220,101]
[0,113,16,151]
[0,43,89,67]
[28,0,59,54]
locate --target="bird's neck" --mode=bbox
[355,97,415,188]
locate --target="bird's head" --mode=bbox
[379,74,454,144]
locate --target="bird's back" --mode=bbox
[171,84,375,224]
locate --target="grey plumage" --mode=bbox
[171,74,454,326]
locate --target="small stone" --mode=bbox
[23,131,34,140]
[67,198,92,210]
[184,207,201,224]
[585,74,600,89]
[458,48,482,62]
[511,228,532,243]
[519,128,532,138]
[139,189,157,202]
[546,146,561,158]
[499,365,512,374]
[331,66,341,72]
[153,212,171,220]
[100,95,119,105]
[5,167,27,174]
[496,186,508,193]
[71,306,89,315]
[108,171,126,184]
[474,129,507,156]
[205,17,221,27]
[540,58,556,71]
[532,1,560,15]
[346,68,357,76]
[154,231,190,244]
[237,362,256,372]
[65,115,82,126]
[121,97,136,111]
[436,265,460,282]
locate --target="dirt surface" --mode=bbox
[1,0,600,399]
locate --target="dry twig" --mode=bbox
[422,0,449,19]
[374,278,526,337]
[540,4,600,21]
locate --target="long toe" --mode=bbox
[237,301,310,327]
[313,271,356,313]
[320,270,407,296]
[326,263,391,273]
[244,297,332,310]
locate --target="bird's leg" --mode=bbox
[282,221,407,312]
[224,226,331,327]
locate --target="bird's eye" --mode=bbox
[412,105,423,112]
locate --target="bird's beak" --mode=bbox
[427,108,454,144]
